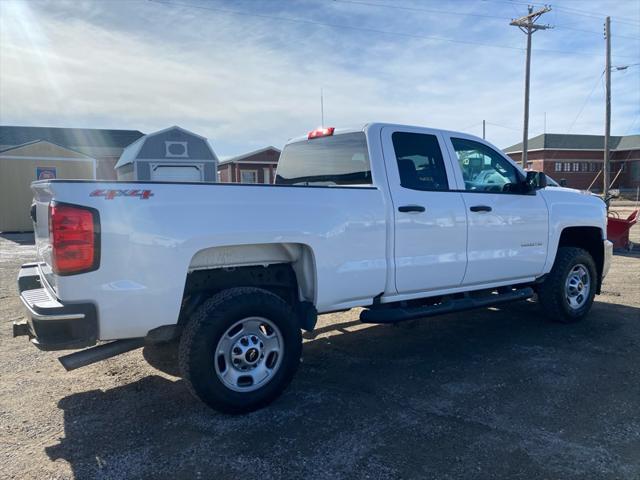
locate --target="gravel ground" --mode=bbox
[1,207,639,480]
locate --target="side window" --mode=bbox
[450,137,522,193]
[391,132,449,191]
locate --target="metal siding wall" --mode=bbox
[0,158,94,232]
[203,163,217,182]
[137,162,151,180]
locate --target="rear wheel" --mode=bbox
[179,287,302,413]
[537,247,597,323]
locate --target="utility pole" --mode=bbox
[482,119,486,140]
[603,16,611,203]
[511,5,552,167]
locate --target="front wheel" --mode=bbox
[179,287,302,413]
[537,247,597,323]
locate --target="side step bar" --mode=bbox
[360,287,534,324]
[58,338,145,371]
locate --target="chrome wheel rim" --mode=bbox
[565,264,591,310]
[214,317,283,392]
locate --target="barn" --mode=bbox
[115,126,218,182]
[0,140,96,232]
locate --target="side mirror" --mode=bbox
[559,178,567,187]
[525,171,547,190]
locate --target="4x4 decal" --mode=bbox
[90,189,154,200]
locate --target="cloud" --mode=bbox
[0,0,638,156]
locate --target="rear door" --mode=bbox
[381,126,468,294]
[442,134,549,286]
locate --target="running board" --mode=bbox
[360,287,534,324]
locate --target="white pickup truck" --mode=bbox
[15,123,613,413]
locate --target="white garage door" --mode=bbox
[150,165,202,182]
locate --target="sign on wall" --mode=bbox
[36,167,56,180]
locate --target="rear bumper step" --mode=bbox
[15,263,98,350]
[360,287,534,324]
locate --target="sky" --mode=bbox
[1,0,639,158]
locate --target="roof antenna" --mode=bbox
[320,88,324,128]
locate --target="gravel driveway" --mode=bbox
[1,216,639,479]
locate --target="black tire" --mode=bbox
[179,287,302,413]
[537,247,597,323]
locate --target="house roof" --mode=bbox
[0,125,144,149]
[114,136,146,168]
[0,139,95,159]
[504,133,640,153]
[218,146,281,165]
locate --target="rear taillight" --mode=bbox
[49,202,100,275]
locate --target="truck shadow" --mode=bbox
[46,300,640,479]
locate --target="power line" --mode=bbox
[335,0,640,40]
[334,0,508,21]
[482,0,640,27]
[148,0,639,60]
[462,121,483,131]
[566,70,604,134]
[486,121,521,131]
[554,24,639,41]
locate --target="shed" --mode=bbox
[0,140,96,232]
[218,146,280,183]
[115,126,218,182]
[0,125,144,180]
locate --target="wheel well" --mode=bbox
[180,263,296,321]
[177,263,318,332]
[557,226,604,291]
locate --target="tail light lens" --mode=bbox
[308,127,335,139]
[49,203,100,275]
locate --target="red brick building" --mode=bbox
[505,133,640,191]
[217,146,280,184]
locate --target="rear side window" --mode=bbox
[391,132,449,191]
[275,132,371,186]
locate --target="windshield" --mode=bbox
[275,132,372,186]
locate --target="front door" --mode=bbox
[443,135,549,286]
[381,127,468,294]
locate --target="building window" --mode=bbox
[165,141,188,158]
[555,162,562,172]
[563,163,571,172]
[572,162,580,172]
[582,162,589,172]
[240,170,257,183]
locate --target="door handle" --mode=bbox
[470,205,492,212]
[398,205,426,213]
